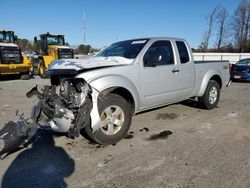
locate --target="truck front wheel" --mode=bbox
[84,93,132,145]
[39,62,46,79]
[198,80,220,109]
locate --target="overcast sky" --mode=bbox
[1,0,239,48]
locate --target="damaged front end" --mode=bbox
[29,77,97,136]
[0,76,100,158]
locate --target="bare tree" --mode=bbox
[201,7,219,51]
[232,0,250,52]
[215,6,229,49]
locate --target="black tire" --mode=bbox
[39,61,46,79]
[20,72,30,80]
[198,80,220,109]
[33,68,39,76]
[84,93,132,145]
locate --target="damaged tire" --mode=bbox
[84,93,132,145]
[198,80,220,109]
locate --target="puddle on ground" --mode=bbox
[146,130,173,141]
[156,113,179,120]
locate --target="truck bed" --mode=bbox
[192,60,230,97]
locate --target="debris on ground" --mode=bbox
[146,130,173,141]
[97,160,107,167]
[97,157,113,168]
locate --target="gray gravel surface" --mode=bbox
[0,77,249,188]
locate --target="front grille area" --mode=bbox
[0,46,22,64]
[58,49,74,59]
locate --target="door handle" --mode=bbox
[172,69,180,73]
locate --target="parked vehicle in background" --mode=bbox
[231,58,250,81]
[0,30,32,79]
[32,32,74,78]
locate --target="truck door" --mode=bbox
[140,40,182,108]
[175,41,195,98]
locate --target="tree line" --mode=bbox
[16,38,98,55]
[195,0,250,53]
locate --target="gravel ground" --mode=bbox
[0,77,249,188]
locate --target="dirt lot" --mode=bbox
[0,77,249,188]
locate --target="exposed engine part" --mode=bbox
[27,78,92,135]
[0,78,97,159]
[48,109,74,132]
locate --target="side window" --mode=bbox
[176,41,190,64]
[144,40,174,66]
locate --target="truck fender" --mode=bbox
[198,68,222,97]
[88,75,140,113]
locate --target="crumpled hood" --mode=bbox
[49,56,134,71]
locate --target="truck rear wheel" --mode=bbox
[84,93,132,145]
[198,80,220,109]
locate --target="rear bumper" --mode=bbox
[0,64,32,75]
[231,71,250,81]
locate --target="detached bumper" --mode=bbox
[0,121,37,159]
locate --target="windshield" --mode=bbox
[47,36,64,45]
[237,59,250,65]
[0,32,14,43]
[95,39,149,59]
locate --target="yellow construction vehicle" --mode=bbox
[33,32,74,78]
[0,30,32,79]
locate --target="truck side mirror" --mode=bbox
[145,53,162,67]
[34,37,37,42]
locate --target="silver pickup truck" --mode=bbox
[0,37,231,156]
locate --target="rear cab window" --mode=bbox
[176,41,190,64]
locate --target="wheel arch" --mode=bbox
[87,75,140,114]
[99,87,136,114]
[198,69,222,97]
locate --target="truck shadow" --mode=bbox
[180,100,204,109]
[0,75,20,81]
[0,75,34,81]
[1,130,75,188]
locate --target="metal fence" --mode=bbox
[193,53,250,64]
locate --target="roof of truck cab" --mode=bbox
[147,37,186,41]
[118,37,186,42]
